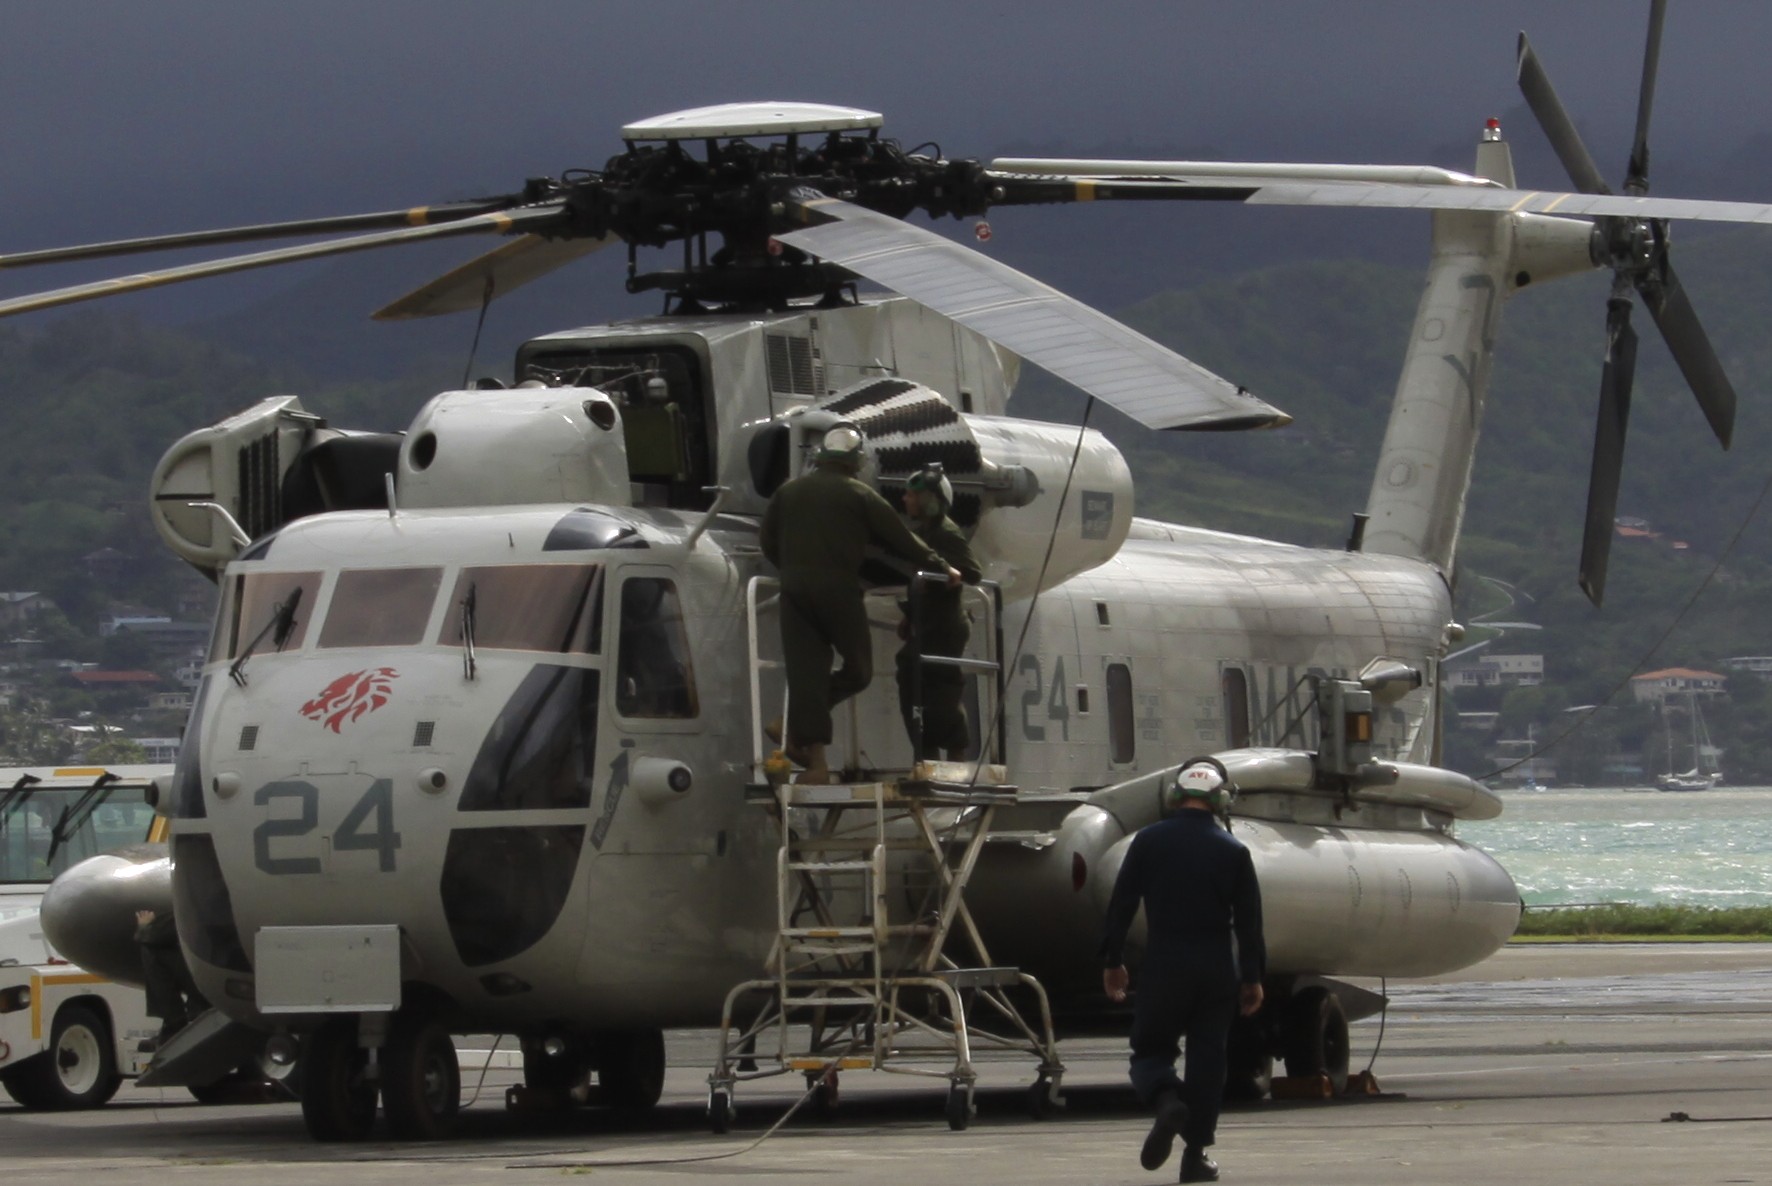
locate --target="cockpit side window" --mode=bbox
[441,564,605,655]
[318,568,444,648]
[216,570,322,659]
[614,577,698,718]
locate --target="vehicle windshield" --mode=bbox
[0,784,157,885]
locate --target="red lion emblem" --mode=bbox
[300,668,398,733]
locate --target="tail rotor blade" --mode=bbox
[1579,300,1639,606]
[1634,257,1736,448]
[1516,32,1613,195]
[1626,0,1668,193]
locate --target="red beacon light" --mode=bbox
[1482,117,1503,142]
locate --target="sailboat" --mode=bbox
[1657,692,1724,792]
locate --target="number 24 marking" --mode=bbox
[253,780,403,874]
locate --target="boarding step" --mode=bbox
[785,860,876,874]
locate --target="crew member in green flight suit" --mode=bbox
[896,463,983,760]
[761,425,959,783]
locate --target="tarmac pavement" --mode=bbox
[2,943,1769,1185]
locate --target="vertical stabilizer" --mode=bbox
[1361,125,1592,574]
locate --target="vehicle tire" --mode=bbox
[1224,1014,1274,1101]
[6,1004,121,1110]
[596,1028,665,1112]
[1282,987,1349,1093]
[299,1018,379,1142]
[382,1015,461,1140]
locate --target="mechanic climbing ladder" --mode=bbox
[710,576,1063,1131]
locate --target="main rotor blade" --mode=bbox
[1516,33,1613,195]
[0,207,562,321]
[991,159,1772,227]
[1579,299,1639,606]
[374,232,616,320]
[1634,257,1737,448]
[1627,0,1668,193]
[777,196,1287,431]
[0,200,518,271]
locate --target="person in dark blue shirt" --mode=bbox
[1101,760,1266,1183]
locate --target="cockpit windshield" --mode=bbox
[318,568,444,648]
[441,564,604,654]
[214,570,322,660]
[0,783,157,885]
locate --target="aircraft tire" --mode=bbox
[382,1015,461,1140]
[596,1028,665,1111]
[4,1004,121,1110]
[1281,987,1349,1092]
[299,1018,379,1142]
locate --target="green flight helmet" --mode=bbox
[906,462,954,513]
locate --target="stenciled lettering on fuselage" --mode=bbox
[251,777,403,875]
[590,741,632,851]
[1012,654,1410,754]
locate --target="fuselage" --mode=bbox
[168,497,1517,1032]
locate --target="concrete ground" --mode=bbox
[3,943,1770,1185]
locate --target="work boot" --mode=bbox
[1140,1089,1188,1171]
[794,744,833,784]
[1179,1147,1219,1182]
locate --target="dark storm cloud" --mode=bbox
[3,0,1769,325]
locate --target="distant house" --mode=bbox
[1723,656,1772,677]
[135,737,181,764]
[0,592,56,629]
[68,669,162,692]
[1445,653,1545,689]
[1630,667,1728,706]
[147,690,193,713]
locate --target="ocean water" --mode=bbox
[1456,786,1772,907]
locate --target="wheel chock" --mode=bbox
[1269,1073,1335,1100]
[1343,1070,1381,1096]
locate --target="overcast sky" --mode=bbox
[4,1,1771,327]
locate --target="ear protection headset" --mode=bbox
[1163,755,1237,815]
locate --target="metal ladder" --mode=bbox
[710,767,1064,1131]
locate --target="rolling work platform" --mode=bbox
[711,578,1062,1131]
[709,769,1064,1130]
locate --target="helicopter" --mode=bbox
[14,0,1771,1142]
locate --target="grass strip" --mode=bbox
[1514,903,1772,939]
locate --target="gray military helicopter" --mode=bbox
[13,0,1764,1141]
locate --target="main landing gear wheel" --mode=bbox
[596,1028,665,1111]
[1,1004,120,1109]
[1282,987,1350,1093]
[382,1016,462,1140]
[945,1082,974,1131]
[300,1018,379,1142]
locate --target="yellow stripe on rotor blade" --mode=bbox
[406,206,431,226]
[1076,180,1097,201]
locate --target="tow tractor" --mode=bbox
[0,765,169,1108]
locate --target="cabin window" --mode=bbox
[318,568,444,648]
[614,577,698,718]
[441,564,604,655]
[1223,667,1252,747]
[218,570,322,659]
[1106,663,1135,764]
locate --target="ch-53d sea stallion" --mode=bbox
[10,0,1761,1143]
